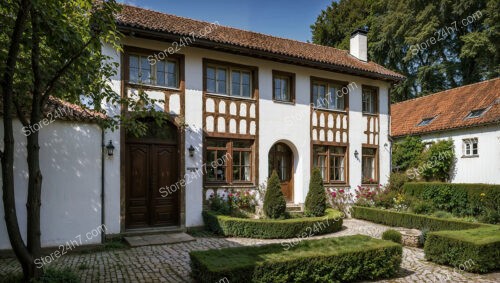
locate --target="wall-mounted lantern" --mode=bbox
[354,150,359,159]
[106,140,115,157]
[188,145,196,157]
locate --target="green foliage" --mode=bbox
[263,171,287,219]
[208,194,232,215]
[392,137,425,172]
[305,168,327,217]
[351,206,490,231]
[403,182,500,223]
[419,140,454,181]
[382,229,402,244]
[410,199,435,215]
[4,268,80,283]
[190,235,402,283]
[432,211,453,219]
[386,172,410,193]
[311,0,500,102]
[424,227,500,273]
[202,209,343,239]
[373,190,397,209]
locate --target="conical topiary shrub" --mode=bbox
[263,170,287,219]
[305,168,327,217]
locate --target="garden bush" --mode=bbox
[190,235,402,283]
[304,168,327,217]
[386,172,409,192]
[351,206,489,231]
[263,171,287,219]
[424,226,500,273]
[403,182,500,223]
[382,229,402,244]
[392,136,424,172]
[203,209,343,239]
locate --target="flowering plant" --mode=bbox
[354,184,383,207]
[327,188,352,215]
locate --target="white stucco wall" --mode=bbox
[418,125,500,184]
[0,119,103,249]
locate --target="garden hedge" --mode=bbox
[402,182,500,218]
[203,209,343,239]
[190,235,402,283]
[351,206,489,231]
[424,226,500,273]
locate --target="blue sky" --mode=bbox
[118,0,332,42]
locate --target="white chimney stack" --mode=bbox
[350,28,368,61]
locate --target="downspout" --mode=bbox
[101,128,106,244]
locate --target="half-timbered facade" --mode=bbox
[99,4,404,233]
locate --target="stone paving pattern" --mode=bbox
[0,219,499,282]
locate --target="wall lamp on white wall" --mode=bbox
[354,150,359,159]
[106,140,115,157]
[188,145,196,157]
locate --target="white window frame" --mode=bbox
[462,138,478,157]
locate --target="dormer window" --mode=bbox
[417,117,435,126]
[465,108,487,119]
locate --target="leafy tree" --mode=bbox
[263,171,287,219]
[305,168,327,217]
[1,1,165,280]
[311,0,500,102]
[392,136,425,171]
[420,139,455,181]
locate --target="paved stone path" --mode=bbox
[1,219,499,282]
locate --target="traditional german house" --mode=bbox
[391,78,500,184]
[0,4,404,249]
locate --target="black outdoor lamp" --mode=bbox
[106,140,115,157]
[188,145,196,157]
[354,150,359,159]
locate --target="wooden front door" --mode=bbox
[269,143,294,202]
[125,121,180,229]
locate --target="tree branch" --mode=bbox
[41,36,96,107]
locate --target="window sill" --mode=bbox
[204,183,256,189]
[461,155,479,158]
[313,107,348,114]
[127,82,181,91]
[362,112,379,116]
[205,92,255,101]
[272,99,295,105]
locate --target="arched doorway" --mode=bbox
[268,142,294,202]
[125,118,180,229]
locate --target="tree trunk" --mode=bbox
[1,0,35,281]
[25,7,44,281]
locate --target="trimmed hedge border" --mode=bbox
[203,208,343,239]
[425,226,500,273]
[351,206,490,231]
[402,182,500,218]
[190,235,402,283]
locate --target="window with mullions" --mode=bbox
[362,87,377,114]
[312,81,346,110]
[128,54,178,88]
[273,71,294,103]
[313,146,347,183]
[462,138,478,157]
[362,147,377,183]
[206,65,252,98]
[205,139,253,183]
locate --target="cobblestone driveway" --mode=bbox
[1,219,498,282]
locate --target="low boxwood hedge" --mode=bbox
[203,208,343,239]
[424,226,500,273]
[190,235,402,283]
[351,206,489,231]
[402,182,500,221]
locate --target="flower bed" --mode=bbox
[203,208,343,239]
[424,226,500,273]
[190,235,402,283]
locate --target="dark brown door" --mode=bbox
[269,143,294,202]
[126,143,179,229]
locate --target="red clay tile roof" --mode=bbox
[115,4,405,81]
[391,78,500,137]
[45,97,107,122]
[1,97,106,123]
